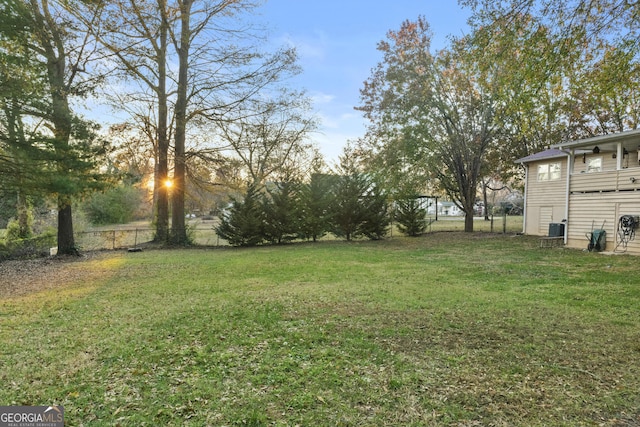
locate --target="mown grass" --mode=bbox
[1,233,639,426]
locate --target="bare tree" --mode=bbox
[82,0,304,244]
[216,90,318,186]
[167,0,303,244]
[82,0,173,241]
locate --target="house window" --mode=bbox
[587,157,602,173]
[537,162,561,181]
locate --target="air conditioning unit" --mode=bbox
[548,223,565,237]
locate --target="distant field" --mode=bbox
[1,232,637,426]
[72,215,524,249]
[424,214,522,234]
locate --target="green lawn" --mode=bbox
[1,233,639,426]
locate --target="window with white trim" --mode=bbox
[537,162,561,181]
[587,157,602,173]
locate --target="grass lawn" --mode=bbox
[1,233,639,426]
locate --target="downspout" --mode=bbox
[562,149,573,245]
[522,164,528,234]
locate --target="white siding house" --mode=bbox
[517,129,640,254]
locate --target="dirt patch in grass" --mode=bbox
[0,251,116,299]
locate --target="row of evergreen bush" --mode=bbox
[215,173,429,247]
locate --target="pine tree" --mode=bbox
[331,174,367,241]
[330,148,387,241]
[395,198,427,236]
[299,173,335,242]
[359,183,390,240]
[1,0,111,254]
[215,184,264,247]
[262,180,300,244]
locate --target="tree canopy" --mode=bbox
[1,0,111,253]
[77,0,312,244]
[5,0,640,246]
[357,17,500,231]
[357,3,640,230]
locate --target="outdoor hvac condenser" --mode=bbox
[548,223,565,237]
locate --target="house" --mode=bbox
[517,128,640,254]
[427,200,463,216]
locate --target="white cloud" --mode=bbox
[313,127,364,164]
[279,30,328,61]
[311,106,367,162]
[311,92,335,105]
[340,112,358,121]
[317,112,339,129]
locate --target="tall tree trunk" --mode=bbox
[170,0,191,244]
[482,179,490,221]
[462,179,476,233]
[50,43,76,254]
[464,209,474,232]
[57,199,75,253]
[52,78,77,254]
[53,140,77,254]
[30,0,78,255]
[155,0,170,242]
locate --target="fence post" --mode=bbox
[503,212,507,234]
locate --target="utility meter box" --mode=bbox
[548,223,565,237]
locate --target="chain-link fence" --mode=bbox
[74,215,523,250]
[1,216,523,258]
[75,226,228,251]
[75,228,157,251]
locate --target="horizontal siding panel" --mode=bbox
[570,168,640,193]
[570,171,617,192]
[526,182,565,204]
[524,160,568,236]
[524,150,640,254]
[616,168,640,191]
[566,192,640,254]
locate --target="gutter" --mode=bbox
[522,164,528,234]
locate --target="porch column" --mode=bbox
[617,143,623,170]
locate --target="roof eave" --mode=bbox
[515,148,568,164]
[551,129,640,151]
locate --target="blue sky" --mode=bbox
[257,1,472,163]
